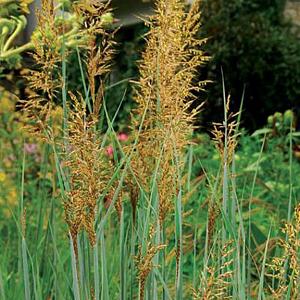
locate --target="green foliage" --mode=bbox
[190,129,300,223]
[200,0,300,130]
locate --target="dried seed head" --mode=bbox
[192,240,234,299]
[211,96,240,165]
[267,204,300,298]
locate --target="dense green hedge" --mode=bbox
[199,0,300,130]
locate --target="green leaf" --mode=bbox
[251,128,272,137]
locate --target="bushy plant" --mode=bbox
[200,0,300,130]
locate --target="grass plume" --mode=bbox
[131,0,208,223]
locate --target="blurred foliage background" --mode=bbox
[199,0,300,131]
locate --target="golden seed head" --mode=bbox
[130,0,207,224]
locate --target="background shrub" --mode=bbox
[199,0,300,131]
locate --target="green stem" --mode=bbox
[3,18,25,52]
[0,26,9,51]
[0,42,33,60]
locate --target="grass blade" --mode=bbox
[69,233,80,300]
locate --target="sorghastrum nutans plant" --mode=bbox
[192,240,234,300]
[267,204,300,299]
[63,92,116,255]
[22,0,115,141]
[128,0,208,295]
[207,97,240,244]
[130,0,208,224]
[135,224,166,300]
[63,3,117,252]
[21,0,117,252]
[21,0,63,142]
